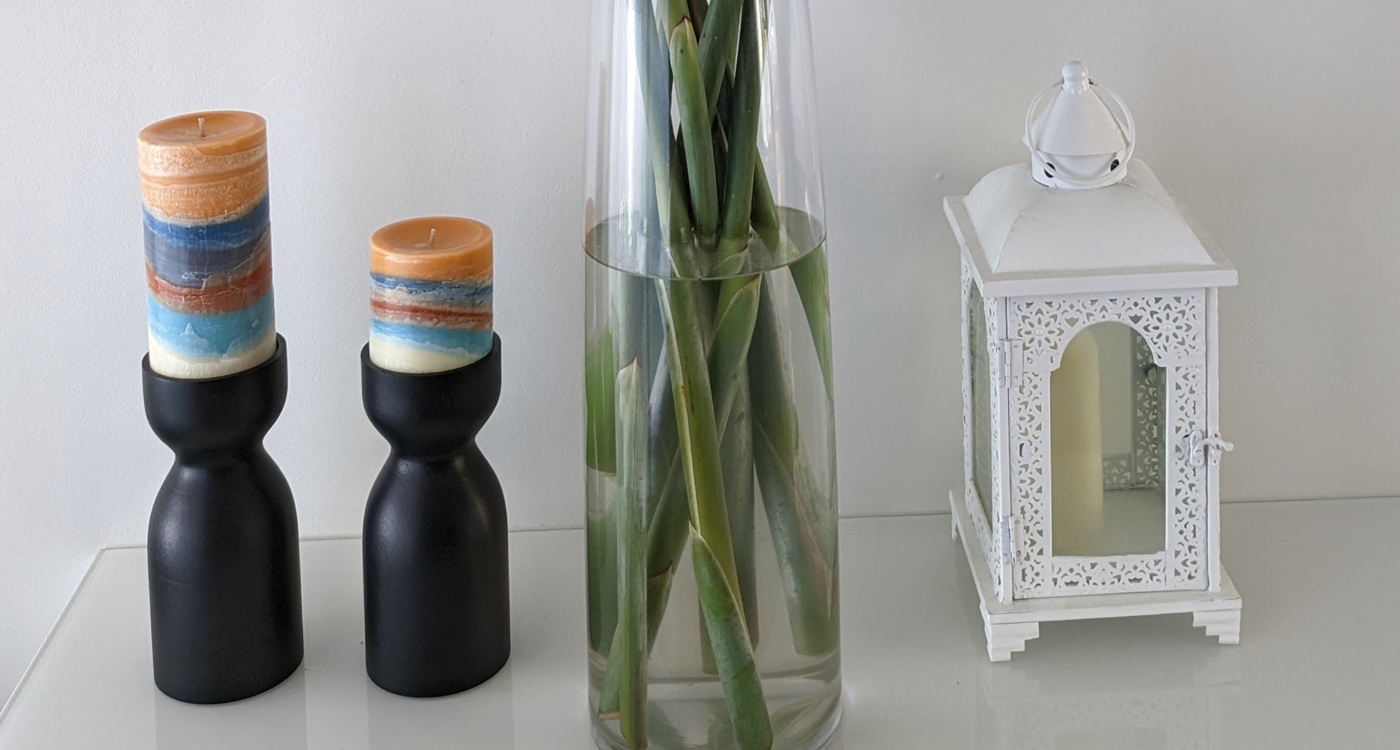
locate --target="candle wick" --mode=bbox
[197,117,206,138]
[428,228,438,248]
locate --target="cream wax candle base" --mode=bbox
[368,335,488,375]
[148,328,278,381]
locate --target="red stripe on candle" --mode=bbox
[147,253,272,315]
[370,299,492,328]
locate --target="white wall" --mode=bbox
[2,0,1397,705]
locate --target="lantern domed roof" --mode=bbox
[945,158,1237,297]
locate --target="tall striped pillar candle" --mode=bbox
[369,217,493,374]
[139,111,276,380]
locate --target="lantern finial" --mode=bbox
[1061,60,1091,93]
[1026,61,1135,190]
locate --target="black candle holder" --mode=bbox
[143,335,304,704]
[361,334,510,697]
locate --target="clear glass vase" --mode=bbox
[583,1,840,749]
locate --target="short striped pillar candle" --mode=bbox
[369,217,493,374]
[139,111,276,379]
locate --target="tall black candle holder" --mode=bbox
[361,333,510,697]
[142,335,304,704]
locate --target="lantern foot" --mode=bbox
[983,614,1040,662]
[1193,608,1242,645]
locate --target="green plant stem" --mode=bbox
[587,501,618,655]
[697,0,743,119]
[585,325,618,653]
[597,412,687,716]
[713,0,765,648]
[723,375,759,636]
[751,165,834,401]
[703,273,761,673]
[748,282,838,656]
[669,17,719,241]
[600,268,761,708]
[615,361,648,748]
[715,0,761,271]
[692,530,773,750]
[585,327,617,475]
[657,278,738,589]
[636,0,673,228]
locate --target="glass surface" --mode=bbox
[7,505,1400,749]
[1051,323,1166,557]
[583,1,839,747]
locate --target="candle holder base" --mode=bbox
[361,334,510,698]
[143,335,304,704]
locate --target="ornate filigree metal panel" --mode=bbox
[1102,453,1134,490]
[1011,372,1052,596]
[1132,333,1165,488]
[1169,365,1207,587]
[1007,291,1208,599]
[1015,292,1205,370]
[961,259,1004,600]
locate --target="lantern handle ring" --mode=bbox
[1024,77,1137,189]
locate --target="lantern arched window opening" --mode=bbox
[1049,322,1167,558]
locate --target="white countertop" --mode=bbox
[2,499,1398,748]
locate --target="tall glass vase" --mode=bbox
[583,1,840,749]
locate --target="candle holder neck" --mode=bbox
[143,338,287,461]
[360,337,500,458]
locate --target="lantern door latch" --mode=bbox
[1181,430,1234,468]
[994,339,1024,388]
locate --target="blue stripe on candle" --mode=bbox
[370,320,494,356]
[142,197,270,248]
[146,227,269,288]
[147,291,275,359]
[369,274,492,307]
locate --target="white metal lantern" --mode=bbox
[945,61,1242,661]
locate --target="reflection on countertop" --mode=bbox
[3,500,1398,749]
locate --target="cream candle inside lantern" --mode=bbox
[1050,331,1105,553]
[140,111,276,379]
[369,217,493,374]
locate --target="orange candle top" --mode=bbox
[138,111,268,224]
[370,217,493,281]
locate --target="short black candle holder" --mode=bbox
[361,334,510,698]
[143,335,304,704]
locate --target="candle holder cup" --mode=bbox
[143,334,304,704]
[361,333,510,698]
